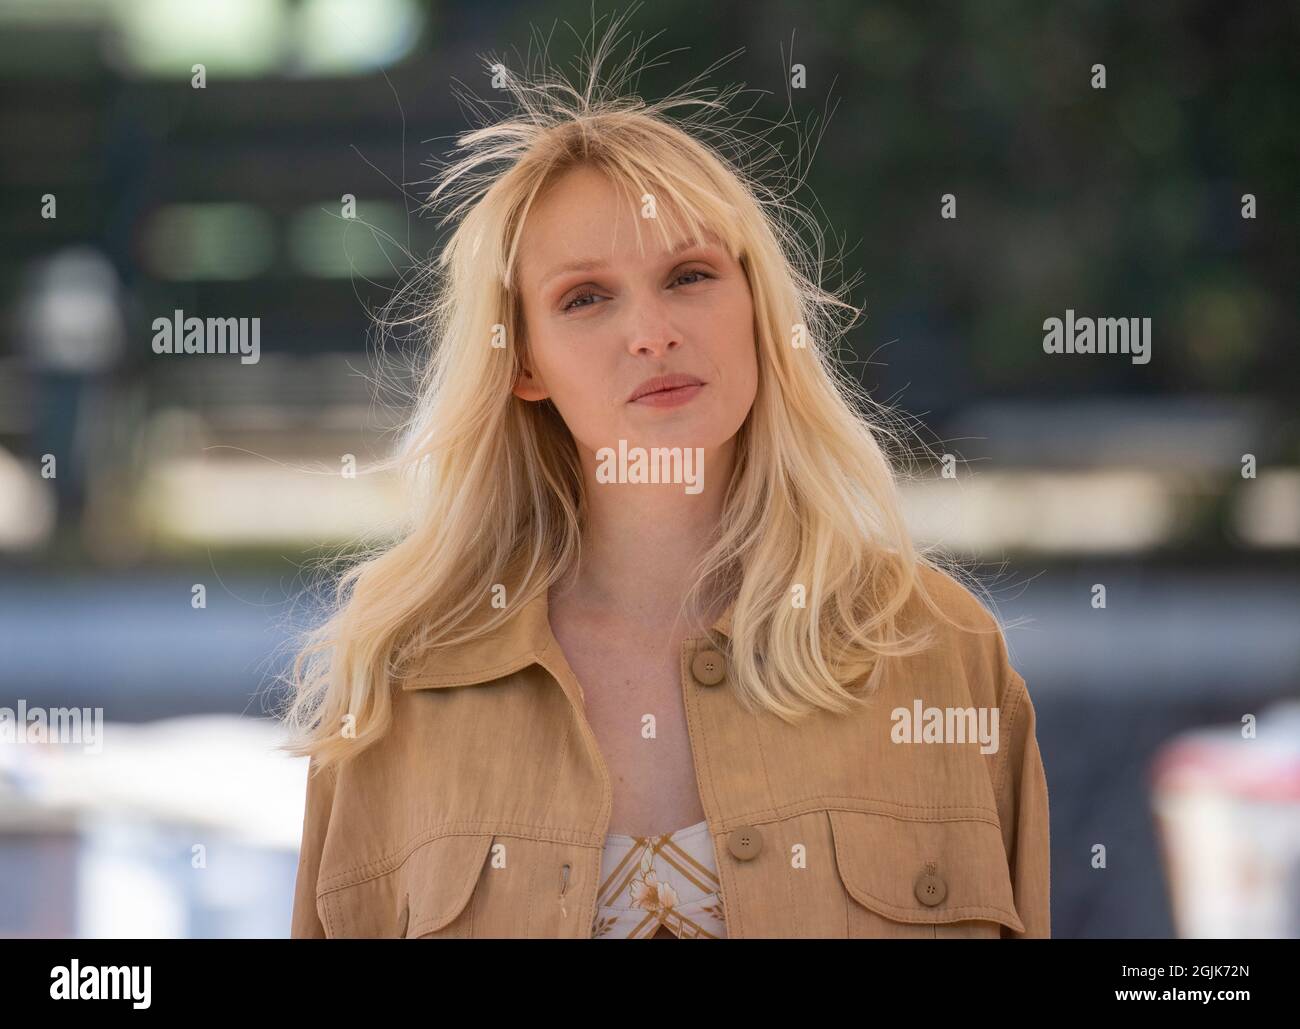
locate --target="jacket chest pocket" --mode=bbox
[828,809,1025,939]
[720,808,1024,938]
[318,833,495,939]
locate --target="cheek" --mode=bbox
[534,325,604,388]
[534,332,622,434]
[716,289,758,376]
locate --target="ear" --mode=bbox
[509,307,549,401]
[511,357,549,402]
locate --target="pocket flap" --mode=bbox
[318,833,495,938]
[829,809,1025,933]
[401,833,496,937]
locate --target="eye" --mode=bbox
[559,268,713,313]
[561,287,603,312]
[673,268,713,287]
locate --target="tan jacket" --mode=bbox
[291,565,1050,938]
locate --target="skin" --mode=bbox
[513,163,760,630]
[512,166,760,925]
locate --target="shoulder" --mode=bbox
[897,561,1026,708]
[909,562,1001,632]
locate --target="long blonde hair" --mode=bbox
[279,16,968,771]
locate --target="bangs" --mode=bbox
[500,118,750,288]
[596,148,747,264]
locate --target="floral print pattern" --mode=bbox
[593,819,727,938]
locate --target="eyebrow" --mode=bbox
[538,237,722,290]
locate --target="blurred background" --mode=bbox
[0,0,1296,938]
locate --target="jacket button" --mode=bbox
[727,825,762,860]
[691,649,726,686]
[914,871,947,907]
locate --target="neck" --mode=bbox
[561,439,734,627]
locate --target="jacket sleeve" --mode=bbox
[290,756,338,939]
[995,671,1051,938]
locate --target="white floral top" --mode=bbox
[591,818,727,938]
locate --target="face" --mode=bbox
[513,164,758,461]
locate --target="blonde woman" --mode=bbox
[284,29,1050,940]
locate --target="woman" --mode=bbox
[283,39,1050,940]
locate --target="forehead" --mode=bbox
[515,165,729,285]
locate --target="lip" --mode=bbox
[631,383,703,408]
[627,373,706,404]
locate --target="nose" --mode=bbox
[624,291,682,357]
